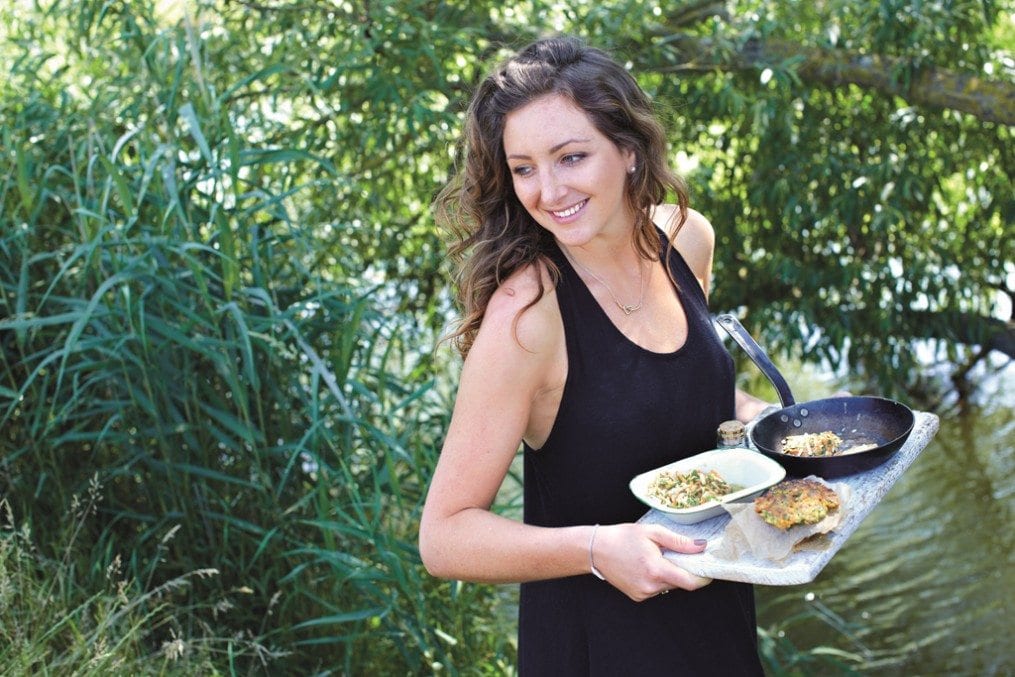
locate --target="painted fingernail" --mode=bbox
[694,539,707,546]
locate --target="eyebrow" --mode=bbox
[506,137,591,160]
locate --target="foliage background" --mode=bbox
[0,0,1011,673]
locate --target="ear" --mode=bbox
[622,147,637,170]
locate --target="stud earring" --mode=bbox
[628,165,636,174]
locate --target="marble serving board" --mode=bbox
[639,411,940,585]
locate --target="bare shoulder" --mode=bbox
[654,205,716,296]
[676,207,715,242]
[675,206,715,261]
[652,204,714,243]
[478,259,561,358]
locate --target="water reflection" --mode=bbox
[756,359,1014,675]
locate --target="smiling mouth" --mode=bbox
[550,199,588,219]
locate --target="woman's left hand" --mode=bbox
[591,523,712,602]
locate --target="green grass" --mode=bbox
[0,492,276,675]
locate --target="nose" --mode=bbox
[538,167,567,205]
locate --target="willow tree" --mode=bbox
[172,0,1013,397]
[583,0,1012,398]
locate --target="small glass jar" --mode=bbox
[716,420,746,449]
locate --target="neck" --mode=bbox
[558,241,649,315]
[558,236,643,274]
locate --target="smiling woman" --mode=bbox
[420,35,774,675]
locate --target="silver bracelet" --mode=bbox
[589,524,606,580]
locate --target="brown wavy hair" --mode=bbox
[435,36,690,356]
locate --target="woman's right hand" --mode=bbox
[591,523,713,601]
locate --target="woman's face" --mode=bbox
[502,94,636,249]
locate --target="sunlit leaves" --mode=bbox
[630,1,1013,393]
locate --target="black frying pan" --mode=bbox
[716,314,916,478]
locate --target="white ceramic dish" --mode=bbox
[629,448,786,524]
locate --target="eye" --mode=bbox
[561,153,586,166]
[510,164,533,177]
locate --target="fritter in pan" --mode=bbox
[781,431,842,457]
[754,478,841,530]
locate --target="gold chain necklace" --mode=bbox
[564,249,646,315]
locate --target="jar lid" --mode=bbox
[717,419,746,442]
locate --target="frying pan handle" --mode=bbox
[715,314,796,408]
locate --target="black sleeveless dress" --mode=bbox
[518,230,764,676]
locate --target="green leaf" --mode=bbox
[179,102,213,165]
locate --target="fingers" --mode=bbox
[628,565,712,601]
[646,524,708,555]
[594,523,714,601]
[629,526,713,599]
[649,526,713,591]
[652,548,713,595]
[665,568,713,593]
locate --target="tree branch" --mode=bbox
[664,1,730,28]
[650,35,1015,125]
[902,311,1015,359]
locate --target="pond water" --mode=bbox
[754,355,1014,676]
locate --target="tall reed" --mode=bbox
[1,1,509,672]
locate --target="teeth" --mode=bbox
[552,200,586,218]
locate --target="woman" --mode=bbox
[419,36,770,674]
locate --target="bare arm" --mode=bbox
[735,389,776,423]
[418,265,710,600]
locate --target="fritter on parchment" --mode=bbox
[754,478,841,530]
